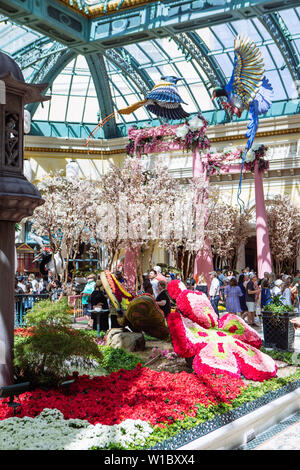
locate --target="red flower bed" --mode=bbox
[14,328,35,337]
[0,366,246,426]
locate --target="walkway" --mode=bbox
[238,324,300,451]
[239,411,300,450]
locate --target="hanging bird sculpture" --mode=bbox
[86,76,189,144]
[211,34,273,211]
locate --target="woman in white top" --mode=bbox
[271,279,283,296]
[281,279,292,306]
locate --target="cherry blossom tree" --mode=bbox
[30,172,99,285]
[205,196,251,270]
[266,195,300,274]
[96,156,198,288]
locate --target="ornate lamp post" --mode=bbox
[0,52,49,387]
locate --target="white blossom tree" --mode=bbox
[205,196,251,270]
[31,172,99,285]
[266,195,300,274]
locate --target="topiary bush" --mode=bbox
[14,297,102,388]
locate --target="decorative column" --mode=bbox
[254,159,272,278]
[0,52,49,387]
[192,145,213,287]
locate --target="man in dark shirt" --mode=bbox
[245,274,260,327]
[155,280,171,318]
[90,280,109,331]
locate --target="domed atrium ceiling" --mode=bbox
[0,0,299,139]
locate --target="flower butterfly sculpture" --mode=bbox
[167,280,277,382]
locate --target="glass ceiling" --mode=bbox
[0,5,299,138]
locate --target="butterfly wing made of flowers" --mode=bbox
[176,290,218,329]
[192,331,277,381]
[218,313,262,349]
[125,293,170,340]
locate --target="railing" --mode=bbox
[67,294,84,322]
[14,293,50,327]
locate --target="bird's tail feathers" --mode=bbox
[84,99,147,146]
[84,112,117,147]
[118,100,147,115]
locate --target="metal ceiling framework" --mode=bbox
[0,0,299,138]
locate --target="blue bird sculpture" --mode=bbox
[211,34,273,210]
[144,76,190,120]
[86,76,190,144]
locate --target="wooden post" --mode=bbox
[0,221,15,386]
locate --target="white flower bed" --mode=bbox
[0,408,153,450]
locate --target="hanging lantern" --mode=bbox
[24,109,31,134]
[66,159,80,180]
[23,159,32,182]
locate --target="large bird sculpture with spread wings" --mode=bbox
[86,76,190,144]
[212,34,273,210]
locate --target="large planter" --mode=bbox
[261,310,296,351]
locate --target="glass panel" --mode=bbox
[51,74,72,95]
[259,45,276,69]
[124,44,151,64]
[279,8,299,35]
[140,41,167,62]
[176,61,201,82]
[264,70,287,100]
[155,38,184,59]
[280,68,298,100]
[34,100,50,121]
[214,53,233,78]
[210,24,235,49]
[251,18,272,40]
[190,83,215,111]
[196,27,222,50]
[49,95,68,121]
[268,44,285,69]
[230,19,262,41]
[71,75,90,96]
[83,97,99,122]
[66,96,85,122]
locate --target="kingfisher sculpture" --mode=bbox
[211,34,273,210]
[86,76,189,144]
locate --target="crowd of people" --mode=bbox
[15,265,300,331]
[193,268,300,328]
[15,272,64,302]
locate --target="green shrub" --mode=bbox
[14,297,102,388]
[24,297,71,327]
[99,346,144,374]
[263,295,295,316]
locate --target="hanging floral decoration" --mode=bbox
[243,144,270,173]
[166,280,277,382]
[126,115,210,157]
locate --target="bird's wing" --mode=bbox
[226,34,265,108]
[254,76,274,115]
[146,82,186,104]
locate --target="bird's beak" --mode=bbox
[211,91,216,101]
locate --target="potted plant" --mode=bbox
[261,295,296,351]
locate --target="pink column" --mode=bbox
[192,146,213,287]
[254,160,272,278]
